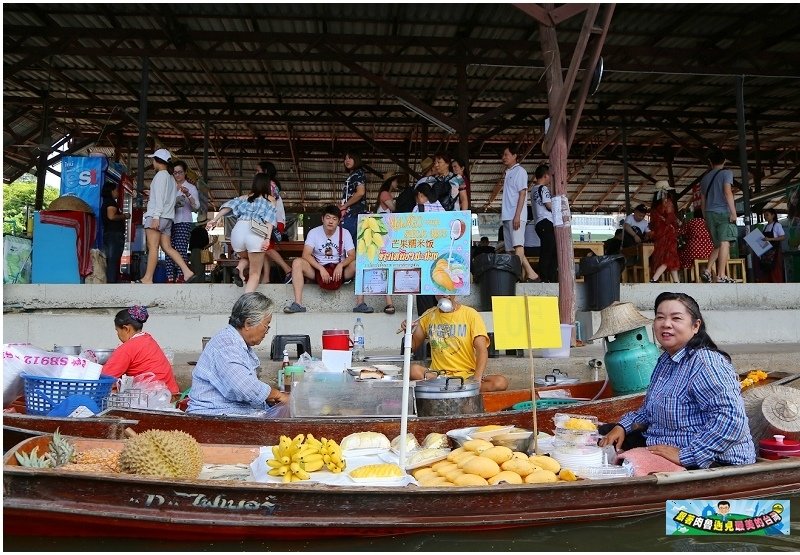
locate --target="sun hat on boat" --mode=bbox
[761,387,800,439]
[47,194,94,213]
[589,301,653,340]
[743,384,800,446]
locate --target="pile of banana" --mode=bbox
[266,434,346,482]
[356,216,388,262]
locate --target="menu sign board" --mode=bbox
[354,211,472,296]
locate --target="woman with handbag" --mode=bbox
[206,173,277,293]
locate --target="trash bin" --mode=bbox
[579,254,624,311]
[471,253,523,311]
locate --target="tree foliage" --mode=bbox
[3,174,60,235]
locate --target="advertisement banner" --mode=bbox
[60,155,106,222]
[354,211,472,296]
[665,499,790,536]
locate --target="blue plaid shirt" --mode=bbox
[221,195,277,225]
[618,347,755,468]
[187,325,279,417]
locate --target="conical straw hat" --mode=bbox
[742,384,786,447]
[761,387,800,438]
[590,301,652,340]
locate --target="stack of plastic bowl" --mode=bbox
[550,413,604,474]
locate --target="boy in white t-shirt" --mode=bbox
[283,205,372,314]
[622,204,652,248]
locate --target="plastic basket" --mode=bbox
[21,373,116,416]
[512,398,581,411]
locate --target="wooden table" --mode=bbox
[274,240,305,258]
[622,243,654,282]
[573,241,605,257]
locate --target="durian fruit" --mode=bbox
[390,433,419,453]
[119,429,203,479]
[422,432,449,449]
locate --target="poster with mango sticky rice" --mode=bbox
[354,211,471,296]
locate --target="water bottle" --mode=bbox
[353,317,365,362]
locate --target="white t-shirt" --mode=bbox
[173,181,199,224]
[304,225,354,265]
[531,183,553,224]
[765,221,784,239]
[501,164,528,221]
[624,213,650,235]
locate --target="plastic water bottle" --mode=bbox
[353,317,365,362]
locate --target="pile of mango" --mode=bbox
[410,438,577,487]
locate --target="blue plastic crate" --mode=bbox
[21,373,116,416]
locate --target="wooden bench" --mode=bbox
[693,258,747,283]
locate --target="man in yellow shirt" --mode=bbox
[401,295,508,392]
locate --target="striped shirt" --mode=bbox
[187,325,283,417]
[618,347,755,468]
[221,195,277,225]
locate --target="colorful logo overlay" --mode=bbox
[666,499,790,536]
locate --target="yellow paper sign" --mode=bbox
[491,296,562,350]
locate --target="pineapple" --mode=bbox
[14,446,52,468]
[45,428,76,467]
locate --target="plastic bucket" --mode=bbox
[533,324,573,358]
[322,329,353,351]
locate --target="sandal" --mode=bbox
[701,269,713,283]
[383,305,396,315]
[353,303,374,313]
[717,276,736,283]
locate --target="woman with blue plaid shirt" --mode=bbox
[600,292,756,469]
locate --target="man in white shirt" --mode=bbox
[284,205,372,314]
[501,145,539,282]
[622,204,651,248]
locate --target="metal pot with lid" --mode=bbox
[414,375,483,417]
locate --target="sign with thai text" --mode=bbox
[354,211,471,296]
[666,499,790,536]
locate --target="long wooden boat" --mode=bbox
[3,380,626,450]
[4,432,800,540]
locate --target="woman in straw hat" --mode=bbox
[648,180,681,283]
[600,292,755,469]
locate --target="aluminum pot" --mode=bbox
[414,376,483,417]
[86,348,115,364]
[53,345,82,355]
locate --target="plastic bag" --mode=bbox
[295,352,330,373]
[118,372,173,409]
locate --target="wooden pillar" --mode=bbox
[203,118,210,182]
[136,57,149,203]
[539,22,575,333]
[456,62,471,206]
[751,111,762,194]
[34,92,49,210]
[621,123,631,213]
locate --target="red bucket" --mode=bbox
[322,329,353,351]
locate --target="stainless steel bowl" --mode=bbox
[87,348,115,364]
[491,430,534,452]
[53,345,82,355]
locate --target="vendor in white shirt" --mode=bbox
[623,203,652,248]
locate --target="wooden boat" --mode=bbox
[3,379,624,450]
[4,431,800,540]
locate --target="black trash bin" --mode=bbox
[579,254,625,311]
[471,253,523,311]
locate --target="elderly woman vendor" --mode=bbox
[187,292,289,416]
[599,292,755,469]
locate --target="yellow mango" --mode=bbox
[480,446,514,464]
[524,469,559,484]
[453,473,489,487]
[488,471,524,485]
[461,456,501,479]
[528,455,561,474]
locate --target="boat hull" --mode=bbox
[4,436,800,540]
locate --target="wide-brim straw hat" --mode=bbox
[419,157,434,174]
[762,387,800,437]
[48,194,94,214]
[590,301,653,340]
[382,170,407,187]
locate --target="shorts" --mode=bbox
[704,211,737,247]
[143,216,173,236]
[503,219,527,251]
[230,219,267,253]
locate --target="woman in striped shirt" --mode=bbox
[600,292,755,469]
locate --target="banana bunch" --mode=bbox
[356,216,388,263]
[318,437,346,473]
[266,433,325,482]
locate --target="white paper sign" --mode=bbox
[744,228,772,257]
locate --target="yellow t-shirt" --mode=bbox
[418,305,488,379]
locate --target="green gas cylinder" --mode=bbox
[603,326,660,394]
